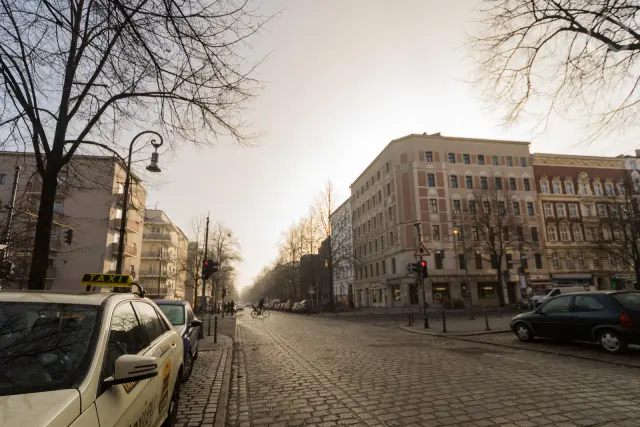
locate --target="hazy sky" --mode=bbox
[144,0,640,291]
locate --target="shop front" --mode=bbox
[386,277,419,307]
[613,274,638,291]
[551,273,592,288]
[370,283,387,307]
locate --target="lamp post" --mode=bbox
[116,131,163,274]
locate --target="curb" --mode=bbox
[398,324,510,337]
[213,323,236,427]
[398,324,640,369]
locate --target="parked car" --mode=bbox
[510,291,640,354]
[155,299,202,381]
[530,286,587,307]
[300,300,312,314]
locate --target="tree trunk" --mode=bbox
[495,257,506,307]
[635,265,640,291]
[28,166,59,289]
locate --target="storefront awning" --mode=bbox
[552,274,592,281]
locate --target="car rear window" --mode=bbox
[612,293,640,311]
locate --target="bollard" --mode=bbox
[408,308,413,326]
[214,315,218,344]
[208,315,212,336]
[424,310,430,329]
[484,308,490,331]
[441,309,447,333]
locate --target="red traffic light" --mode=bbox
[420,260,427,268]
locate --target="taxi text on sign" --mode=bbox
[81,273,134,287]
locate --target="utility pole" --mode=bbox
[413,222,429,329]
[157,248,162,298]
[201,213,210,315]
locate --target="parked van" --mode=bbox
[530,285,588,307]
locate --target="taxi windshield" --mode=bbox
[158,304,185,326]
[0,302,100,396]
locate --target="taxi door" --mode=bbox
[131,301,177,427]
[94,301,156,427]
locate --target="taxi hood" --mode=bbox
[0,389,80,427]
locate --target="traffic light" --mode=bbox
[64,229,73,245]
[202,259,221,280]
[611,279,617,289]
[419,259,428,278]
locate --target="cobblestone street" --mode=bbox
[226,312,640,427]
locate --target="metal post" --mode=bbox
[157,248,162,298]
[458,224,474,320]
[408,308,413,326]
[484,308,490,331]
[441,309,447,333]
[414,223,430,329]
[208,315,211,336]
[200,214,210,315]
[214,315,218,344]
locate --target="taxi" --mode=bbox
[0,274,184,427]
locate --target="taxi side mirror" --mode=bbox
[104,354,158,386]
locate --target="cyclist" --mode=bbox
[257,297,264,315]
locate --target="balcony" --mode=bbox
[107,269,135,276]
[111,242,137,257]
[142,233,177,246]
[114,218,140,233]
[138,270,172,279]
[140,251,176,260]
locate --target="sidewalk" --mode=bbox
[399,313,512,336]
[176,315,236,427]
[319,305,521,318]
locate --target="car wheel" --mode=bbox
[514,322,534,342]
[162,375,181,427]
[182,351,193,382]
[598,329,628,354]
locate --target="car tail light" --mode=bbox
[620,314,634,328]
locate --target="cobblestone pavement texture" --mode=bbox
[177,316,236,427]
[226,312,640,427]
[399,315,512,335]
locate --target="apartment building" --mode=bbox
[350,133,548,308]
[0,152,146,291]
[139,209,188,299]
[533,153,637,290]
[330,199,354,306]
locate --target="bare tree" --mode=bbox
[0,0,266,288]
[177,217,208,305]
[470,180,537,306]
[593,178,640,286]
[471,1,640,138]
[209,221,241,305]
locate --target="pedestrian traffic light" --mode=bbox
[64,229,73,245]
[611,279,617,289]
[419,259,428,278]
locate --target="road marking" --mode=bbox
[483,352,541,366]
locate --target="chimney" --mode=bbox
[635,149,640,157]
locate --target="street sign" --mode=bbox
[81,273,134,287]
[414,242,429,257]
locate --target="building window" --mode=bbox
[430,199,438,213]
[425,151,433,162]
[448,153,456,163]
[388,206,393,219]
[547,225,558,241]
[386,182,391,195]
[594,183,603,196]
[463,154,470,164]
[391,258,396,273]
[552,181,561,194]
[386,162,390,173]
[478,155,485,165]
[568,204,579,218]
[375,263,379,276]
[494,177,502,189]
[472,226,479,241]
[492,155,499,166]
[469,200,476,214]
[450,175,458,188]
[374,238,378,252]
[557,203,566,217]
[435,252,444,269]
[465,176,473,189]
[617,182,625,195]
[382,260,386,274]
[498,201,506,215]
[577,252,584,267]
[544,203,553,217]
[432,225,441,241]
[580,182,589,194]
[531,227,538,241]
[520,157,527,167]
[573,224,583,241]
[453,200,461,213]
[523,178,530,191]
[605,182,614,196]
[540,180,549,193]
[115,208,123,219]
[380,235,384,249]
[527,202,535,216]
[427,174,436,187]
[483,201,491,214]
[551,252,559,268]
[597,204,608,217]
[475,253,483,269]
[565,181,574,194]
[559,225,571,241]
[480,176,488,189]
[54,201,63,213]
[506,156,513,167]
[509,177,516,191]
[535,253,543,269]
[512,201,520,215]
[583,204,593,217]
[459,254,466,270]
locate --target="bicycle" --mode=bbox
[251,307,270,318]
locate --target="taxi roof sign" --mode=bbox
[81,273,134,287]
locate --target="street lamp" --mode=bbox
[115,131,164,274]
